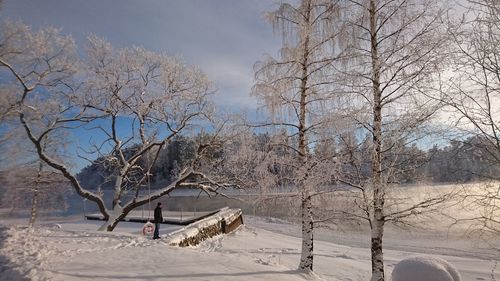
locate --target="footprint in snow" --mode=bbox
[336,254,354,260]
[254,258,270,266]
[280,248,297,253]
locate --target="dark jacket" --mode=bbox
[154,206,163,223]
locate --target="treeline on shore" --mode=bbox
[76,133,500,190]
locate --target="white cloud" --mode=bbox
[1,0,281,111]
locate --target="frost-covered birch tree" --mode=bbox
[1,161,70,227]
[439,0,500,241]
[253,0,348,272]
[338,0,450,280]
[0,20,229,231]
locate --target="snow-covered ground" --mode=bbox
[0,215,498,281]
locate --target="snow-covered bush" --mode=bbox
[391,256,461,281]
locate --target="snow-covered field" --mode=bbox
[0,214,499,281]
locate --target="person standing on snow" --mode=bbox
[153,202,163,239]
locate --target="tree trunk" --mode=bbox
[369,0,386,280]
[29,186,39,228]
[297,0,314,272]
[112,173,124,209]
[370,213,385,281]
[299,189,314,271]
[98,207,126,231]
[29,161,43,228]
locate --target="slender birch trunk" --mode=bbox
[28,161,43,228]
[298,0,314,271]
[255,0,346,271]
[299,189,314,270]
[369,0,386,280]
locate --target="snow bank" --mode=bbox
[165,207,243,247]
[392,256,462,281]
[0,225,52,281]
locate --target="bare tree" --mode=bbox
[338,0,451,280]
[253,0,349,272]
[0,21,230,231]
[1,161,70,227]
[0,20,77,221]
[439,0,500,241]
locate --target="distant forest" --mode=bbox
[77,135,199,191]
[76,133,500,190]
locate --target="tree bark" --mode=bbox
[370,216,385,281]
[299,190,314,270]
[369,0,386,280]
[297,0,314,272]
[28,161,43,228]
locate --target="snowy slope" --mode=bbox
[0,216,499,281]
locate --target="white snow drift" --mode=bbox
[392,256,462,281]
[1,215,498,281]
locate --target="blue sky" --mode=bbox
[2,0,282,112]
[1,0,284,171]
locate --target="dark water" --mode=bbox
[4,185,304,219]
[59,187,253,217]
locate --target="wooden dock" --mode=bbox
[85,210,220,225]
